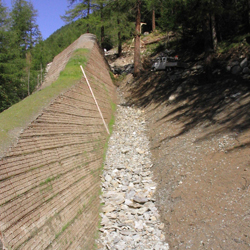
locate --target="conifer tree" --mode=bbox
[0,0,25,111]
[105,0,134,56]
[134,0,141,77]
[0,0,41,112]
[62,0,94,32]
[145,0,161,31]
[11,0,41,53]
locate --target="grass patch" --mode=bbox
[0,48,90,155]
[94,100,117,247]
[217,34,250,53]
[109,71,127,86]
[39,174,62,186]
[99,100,116,167]
[54,194,97,240]
[108,102,116,134]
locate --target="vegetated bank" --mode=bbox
[0,33,116,250]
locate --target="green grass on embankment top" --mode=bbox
[0,48,89,157]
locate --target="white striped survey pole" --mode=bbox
[80,65,110,135]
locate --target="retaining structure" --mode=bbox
[0,33,116,250]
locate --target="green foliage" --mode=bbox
[1,0,250,112]
[39,174,62,186]
[0,48,89,148]
[0,0,42,112]
[109,101,116,133]
[157,0,181,32]
[217,34,250,53]
[60,49,88,78]
[0,2,25,112]
[10,0,41,52]
[104,0,134,48]
[62,0,95,22]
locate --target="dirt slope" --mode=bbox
[145,93,250,249]
[115,43,250,249]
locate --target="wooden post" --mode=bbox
[40,64,43,85]
[80,66,110,135]
[28,69,30,96]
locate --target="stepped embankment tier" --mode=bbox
[0,33,116,250]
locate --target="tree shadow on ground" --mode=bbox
[124,66,250,147]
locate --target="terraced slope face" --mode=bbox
[0,34,116,250]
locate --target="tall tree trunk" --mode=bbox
[101,3,104,48]
[134,0,141,77]
[87,0,90,33]
[28,69,30,96]
[203,12,213,79]
[211,13,217,50]
[244,0,250,32]
[117,18,122,57]
[203,12,212,53]
[40,64,43,85]
[152,7,155,32]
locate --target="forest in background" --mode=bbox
[0,0,249,112]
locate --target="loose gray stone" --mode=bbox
[96,93,169,250]
[136,148,145,154]
[135,220,144,230]
[128,202,142,209]
[107,212,117,219]
[105,174,112,182]
[110,195,125,205]
[113,237,121,244]
[243,74,250,80]
[192,64,203,70]
[101,215,110,225]
[102,205,116,213]
[121,147,130,154]
[240,58,248,68]
[243,67,250,74]
[124,199,133,206]
[137,207,149,215]
[133,195,148,204]
[125,189,136,200]
[231,65,242,74]
[231,61,240,67]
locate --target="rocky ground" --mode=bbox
[96,92,169,250]
[99,37,250,249]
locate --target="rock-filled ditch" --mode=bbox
[96,93,169,250]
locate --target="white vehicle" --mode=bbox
[151,56,188,71]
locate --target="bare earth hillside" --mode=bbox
[114,41,250,249]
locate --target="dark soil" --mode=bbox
[118,47,250,249]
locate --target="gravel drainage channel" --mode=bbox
[96,94,169,250]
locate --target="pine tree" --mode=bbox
[62,0,95,32]
[0,0,41,112]
[0,0,10,111]
[134,0,141,77]
[11,0,41,92]
[0,1,25,111]
[0,29,25,111]
[11,0,41,53]
[145,0,161,32]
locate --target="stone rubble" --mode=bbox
[227,57,250,78]
[96,98,169,250]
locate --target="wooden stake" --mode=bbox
[80,65,110,135]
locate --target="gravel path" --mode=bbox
[96,93,169,250]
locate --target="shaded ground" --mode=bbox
[118,48,250,249]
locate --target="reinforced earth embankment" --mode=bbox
[0,33,116,250]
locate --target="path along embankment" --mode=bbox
[0,34,116,250]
